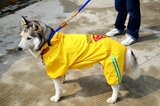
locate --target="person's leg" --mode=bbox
[126,0,141,40]
[106,0,127,36]
[114,0,127,31]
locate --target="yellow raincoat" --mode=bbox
[42,32,127,85]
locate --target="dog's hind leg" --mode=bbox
[106,84,120,104]
[50,77,63,102]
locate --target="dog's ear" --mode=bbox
[32,21,42,32]
[21,16,28,27]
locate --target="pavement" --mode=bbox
[0,0,160,106]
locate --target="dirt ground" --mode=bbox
[0,0,160,106]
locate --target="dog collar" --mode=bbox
[41,42,50,55]
[40,44,49,65]
[41,46,49,55]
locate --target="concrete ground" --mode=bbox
[0,0,160,106]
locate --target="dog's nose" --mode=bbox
[17,47,23,51]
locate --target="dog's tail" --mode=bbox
[124,49,140,80]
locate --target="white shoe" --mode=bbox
[106,28,123,37]
[121,34,136,46]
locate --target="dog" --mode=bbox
[17,16,140,104]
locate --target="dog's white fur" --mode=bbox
[18,17,140,104]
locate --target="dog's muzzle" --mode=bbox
[17,47,23,51]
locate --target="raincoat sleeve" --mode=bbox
[45,55,68,79]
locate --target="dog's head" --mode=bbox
[17,16,47,51]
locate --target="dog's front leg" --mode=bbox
[50,77,63,102]
[62,75,66,83]
[107,84,120,104]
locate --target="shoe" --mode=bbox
[106,28,123,37]
[121,34,136,46]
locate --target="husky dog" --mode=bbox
[18,16,140,104]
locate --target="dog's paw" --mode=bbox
[50,95,60,102]
[106,97,116,104]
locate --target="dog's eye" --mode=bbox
[27,37,32,40]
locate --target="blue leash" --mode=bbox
[47,0,91,46]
